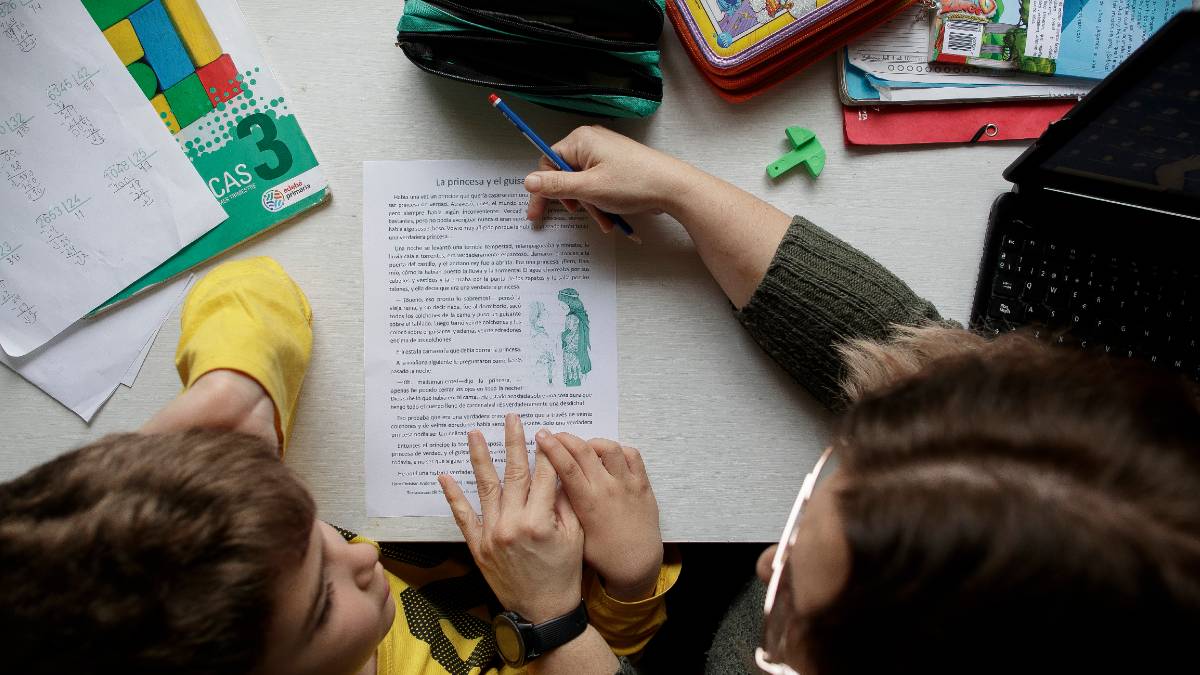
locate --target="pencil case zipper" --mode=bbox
[671,0,911,87]
[732,0,905,77]
[403,0,664,54]
[396,31,663,101]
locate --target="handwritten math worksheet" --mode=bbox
[363,160,619,517]
[0,1,224,357]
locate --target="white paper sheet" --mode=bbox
[848,4,1093,92]
[878,83,1090,102]
[120,320,163,388]
[0,274,192,421]
[0,1,224,357]
[364,160,619,517]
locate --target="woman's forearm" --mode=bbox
[522,126,791,310]
[660,164,791,309]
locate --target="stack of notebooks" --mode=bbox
[841,1,1195,144]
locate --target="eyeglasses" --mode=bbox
[755,446,837,675]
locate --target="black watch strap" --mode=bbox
[525,601,589,660]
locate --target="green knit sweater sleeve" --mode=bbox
[736,215,947,410]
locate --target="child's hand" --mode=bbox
[439,415,584,622]
[537,432,664,601]
[524,125,696,234]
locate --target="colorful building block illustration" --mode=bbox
[163,73,213,129]
[130,0,194,90]
[150,93,180,134]
[103,19,144,66]
[127,61,158,99]
[196,53,241,105]
[164,0,221,67]
[81,0,151,31]
[89,0,237,135]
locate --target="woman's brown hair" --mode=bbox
[804,327,1200,674]
[0,430,315,674]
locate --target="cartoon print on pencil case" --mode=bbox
[558,288,591,388]
[707,0,811,49]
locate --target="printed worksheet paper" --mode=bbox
[0,1,224,356]
[363,160,618,517]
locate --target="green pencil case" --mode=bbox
[397,0,665,118]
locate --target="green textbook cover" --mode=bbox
[82,0,328,311]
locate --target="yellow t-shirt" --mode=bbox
[347,535,680,675]
[177,258,682,672]
[175,256,312,452]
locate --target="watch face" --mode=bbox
[494,615,525,665]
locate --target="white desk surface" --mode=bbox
[0,1,1033,542]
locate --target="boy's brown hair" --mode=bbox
[802,327,1200,674]
[0,430,315,675]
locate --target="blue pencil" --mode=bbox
[489,93,641,244]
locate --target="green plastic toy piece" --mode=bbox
[767,126,825,179]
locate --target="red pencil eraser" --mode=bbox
[488,93,500,105]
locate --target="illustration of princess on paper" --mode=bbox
[558,288,591,387]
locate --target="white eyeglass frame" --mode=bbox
[754,446,836,675]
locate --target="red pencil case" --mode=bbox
[668,0,917,102]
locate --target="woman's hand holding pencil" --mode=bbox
[492,95,695,244]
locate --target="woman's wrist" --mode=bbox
[658,160,708,219]
[527,625,619,675]
[513,594,583,624]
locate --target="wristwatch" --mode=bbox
[492,600,589,667]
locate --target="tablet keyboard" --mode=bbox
[978,219,1199,382]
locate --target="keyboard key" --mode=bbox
[1022,280,1046,301]
[1000,234,1020,251]
[1024,304,1045,323]
[987,298,1018,321]
[1045,284,1069,309]
[993,276,1018,298]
